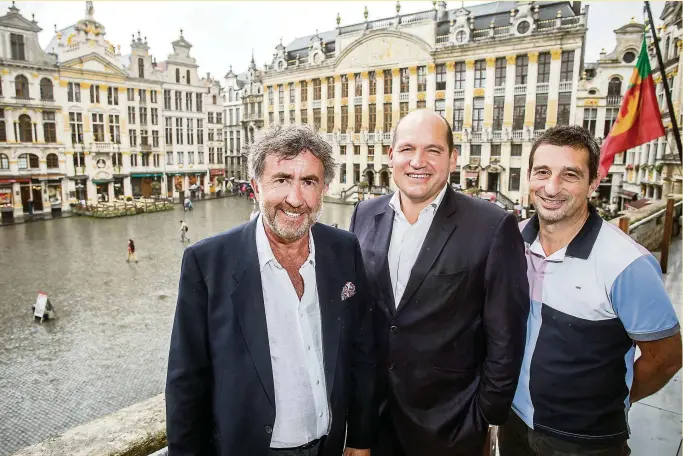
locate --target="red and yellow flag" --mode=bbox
[599,37,665,178]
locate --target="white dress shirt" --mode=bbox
[255,215,330,447]
[388,184,448,307]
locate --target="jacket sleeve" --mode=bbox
[349,201,360,233]
[345,236,378,449]
[478,213,530,424]
[166,247,213,456]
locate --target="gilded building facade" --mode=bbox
[260,0,587,204]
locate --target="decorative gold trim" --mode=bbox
[334,75,341,82]
[473,88,485,97]
[466,59,475,70]
[417,92,426,101]
[486,57,496,67]
[81,82,92,89]
[1,69,9,75]
[528,52,539,63]
[369,95,376,103]
[361,71,369,79]
[59,80,68,87]
[446,62,455,71]
[268,105,273,112]
[584,99,599,106]
[384,94,392,103]
[427,63,436,74]
[341,98,348,106]
[32,72,39,79]
[506,55,516,65]
[391,68,400,77]
[289,104,295,110]
[551,49,562,60]
[435,91,445,100]
[409,66,417,76]
[347,73,354,79]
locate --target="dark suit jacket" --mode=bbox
[350,187,530,456]
[166,218,376,456]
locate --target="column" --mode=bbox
[445,62,455,126]
[483,57,496,130]
[321,79,328,132]
[525,52,539,132]
[295,81,301,124]
[546,48,562,127]
[12,182,22,216]
[347,72,355,135]
[4,108,15,142]
[568,49,582,127]
[263,85,271,128]
[35,109,45,143]
[376,70,385,133]
[41,181,49,210]
[361,71,369,134]
[408,66,417,111]
[463,60,475,130]
[307,79,313,127]
[84,152,97,204]
[334,75,341,132]
[391,68,400,129]
[426,63,436,110]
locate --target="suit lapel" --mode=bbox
[371,205,396,315]
[231,218,275,408]
[312,224,342,400]
[396,187,459,313]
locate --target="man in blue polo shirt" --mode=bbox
[499,125,682,455]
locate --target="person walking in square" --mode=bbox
[179,220,189,243]
[126,239,138,263]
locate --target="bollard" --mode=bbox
[660,197,675,274]
[618,216,630,234]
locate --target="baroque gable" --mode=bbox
[336,31,432,72]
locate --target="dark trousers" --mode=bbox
[498,412,631,456]
[268,437,324,456]
[372,407,407,456]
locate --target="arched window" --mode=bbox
[28,153,39,168]
[46,153,59,168]
[607,77,622,97]
[138,57,144,78]
[186,70,191,85]
[15,75,29,98]
[0,153,8,169]
[212,95,217,105]
[175,68,180,83]
[40,78,54,101]
[664,37,671,59]
[18,114,32,142]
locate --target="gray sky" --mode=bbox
[3,1,665,80]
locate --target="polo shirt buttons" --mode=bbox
[388,362,396,370]
[265,425,272,434]
[390,325,398,333]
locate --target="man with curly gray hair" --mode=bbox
[167,122,376,456]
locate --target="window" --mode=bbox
[209,147,215,164]
[608,77,622,97]
[0,153,7,168]
[436,64,447,91]
[278,85,284,105]
[186,92,193,111]
[435,100,445,118]
[471,145,481,157]
[175,91,182,110]
[417,100,427,109]
[560,51,575,82]
[187,119,194,145]
[128,106,136,124]
[354,164,360,184]
[127,88,135,101]
[43,112,56,143]
[511,144,522,157]
[268,112,274,124]
[513,95,525,130]
[583,108,597,136]
[491,144,501,157]
[164,90,171,109]
[177,151,183,164]
[354,108,362,133]
[165,118,173,145]
[534,94,547,130]
[197,119,204,145]
[515,56,528,85]
[153,153,160,167]
[18,114,32,142]
[453,99,464,131]
[472,98,484,132]
[290,110,295,124]
[383,103,392,132]
[130,153,138,167]
[340,164,346,184]
[196,93,203,112]
[151,108,158,125]
[175,68,180,83]
[340,145,346,155]
[15,75,29,98]
[417,66,427,92]
[175,118,183,145]
[399,68,409,93]
[454,62,466,90]
[166,151,173,165]
[10,33,25,60]
[369,71,377,95]
[268,86,273,104]
[355,73,362,97]
[139,89,146,103]
[141,152,150,167]
[326,109,334,133]
[188,150,194,165]
[474,60,486,89]
[129,128,137,147]
[369,104,376,131]
[354,145,360,155]
[69,112,83,144]
[313,79,321,100]
[557,93,571,126]
[368,145,374,161]
[208,112,214,123]
[212,95,217,105]
[18,153,39,169]
[384,70,392,94]
[399,102,409,119]
[0,110,5,141]
[299,108,308,125]
[89,85,100,103]
[152,130,159,148]
[140,107,148,126]
[495,58,506,86]
[509,168,521,191]
[341,106,348,132]
[300,80,308,102]
[186,70,191,85]
[138,58,145,78]
[151,90,157,103]
[493,97,504,131]
[40,79,54,101]
[313,108,321,130]
[229,131,234,151]
[68,82,81,102]
[107,86,119,105]
[604,107,618,137]
[537,53,551,83]
[112,152,122,167]
[341,74,349,97]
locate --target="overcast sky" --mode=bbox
[2,1,665,80]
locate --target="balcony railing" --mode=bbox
[368,133,377,142]
[312,100,321,109]
[536,83,549,94]
[399,93,409,102]
[324,133,334,143]
[494,87,505,96]
[140,144,152,152]
[340,133,348,143]
[454,89,465,98]
[492,131,503,141]
[354,96,363,105]
[606,95,623,106]
[92,142,112,152]
[533,129,545,139]
[512,130,524,140]
[436,35,450,44]
[470,131,483,141]
[559,81,573,92]
[514,85,527,95]
[382,132,392,141]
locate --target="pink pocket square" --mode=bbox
[341,282,356,301]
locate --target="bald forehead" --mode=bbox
[394,110,450,146]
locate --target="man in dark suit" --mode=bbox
[350,109,530,456]
[166,124,376,456]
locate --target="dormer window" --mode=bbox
[138,58,144,78]
[10,33,25,61]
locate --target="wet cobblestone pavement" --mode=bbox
[0,197,354,455]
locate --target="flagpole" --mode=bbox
[644,1,683,165]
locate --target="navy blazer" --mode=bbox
[166,218,376,456]
[350,187,530,456]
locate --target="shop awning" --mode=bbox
[0,177,30,184]
[92,179,114,184]
[617,190,638,199]
[166,170,207,176]
[67,175,88,181]
[210,169,225,176]
[465,172,479,179]
[131,173,164,178]
[34,174,66,181]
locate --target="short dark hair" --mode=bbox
[391,109,455,154]
[529,125,600,182]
